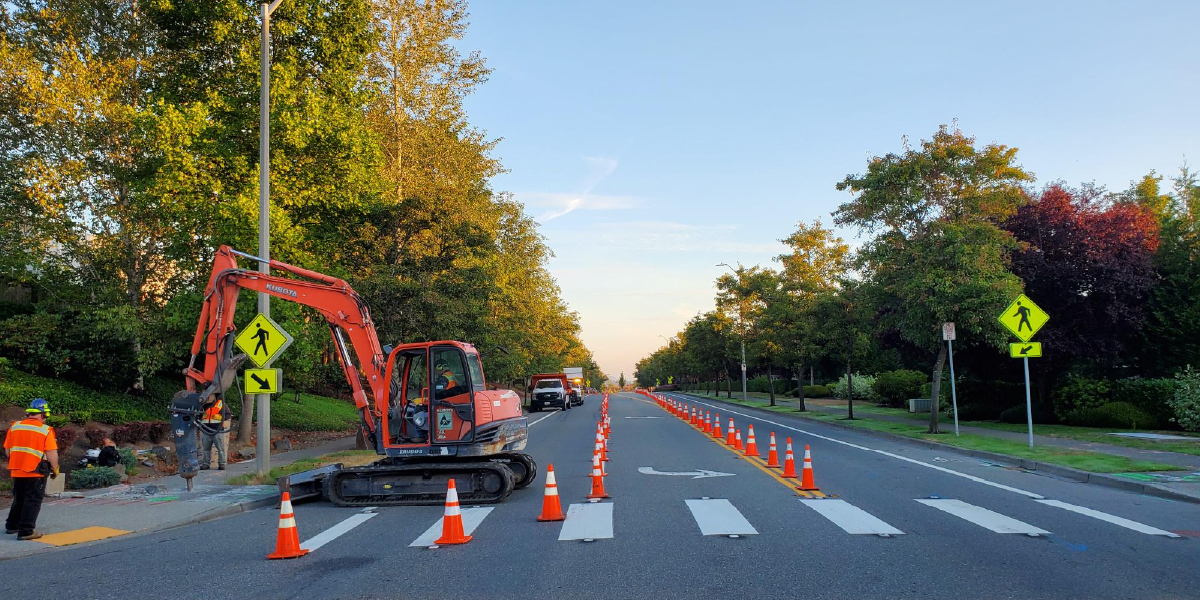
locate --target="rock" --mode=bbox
[141,460,155,468]
[114,464,127,476]
[239,445,257,459]
[272,438,292,452]
[151,445,172,461]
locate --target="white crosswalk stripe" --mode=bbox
[685,498,758,536]
[916,499,1049,535]
[800,499,904,535]
[409,507,494,547]
[1036,499,1180,537]
[558,502,614,540]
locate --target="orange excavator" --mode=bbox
[169,246,535,505]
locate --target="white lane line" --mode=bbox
[800,499,904,535]
[409,507,495,547]
[915,499,1049,535]
[558,503,614,541]
[301,512,377,552]
[528,412,558,427]
[678,395,1046,499]
[685,499,758,536]
[1035,499,1180,537]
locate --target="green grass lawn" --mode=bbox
[261,392,360,432]
[226,449,377,485]
[796,412,1177,473]
[962,421,1200,456]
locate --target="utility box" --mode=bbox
[908,398,933,413]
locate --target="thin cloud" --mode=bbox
[517,155,633,221]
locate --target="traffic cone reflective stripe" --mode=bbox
[704,412,712,434]
[725,419,736,445]
[744,425,758,456]
[434,479,473,545]
[799,445,819,491]
[765,432,780,467]
[537,464,566,521]
[712,414,723,439]
[781,438,798,478]
[267,492,310,559]
[690,407,697,425]
[588,453,610,499]
[734,429,743,450]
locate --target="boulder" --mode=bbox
[239,445,257,459]
[272,438,292,452]
[151,445,172,461]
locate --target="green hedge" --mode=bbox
[803,385,831,398]
[874,370,927,407]
[69,467,121,489]
[747,375,794,394]
[1068,401,1161,429]
[0,370,166,422]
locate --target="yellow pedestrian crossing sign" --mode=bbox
[998,294,1049,342]
[234,313,294,368]
[244,368,281,394]
[1009,342,1042,358]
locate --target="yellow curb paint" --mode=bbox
[35,526,130,546]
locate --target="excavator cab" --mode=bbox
[384,343,478,449]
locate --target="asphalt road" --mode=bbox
[2,391,1198,600]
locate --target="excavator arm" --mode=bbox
[170,245,388,483]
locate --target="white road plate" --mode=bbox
[800,499,904,535]
[915,499,1048,534]
[685,498,758,536]
[558,503,614,541]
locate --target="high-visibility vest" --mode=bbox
[202,399,225,424]
[440,370,458,388]
[4,418,57,477]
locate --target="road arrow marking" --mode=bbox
[637,467,735,479]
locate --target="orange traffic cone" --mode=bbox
[434,479,473,545]
[587,452,610,499]
[765,432,780,467]
[725,419,736,445]
[537,464,566,521]
[704,412,712,434]
[603,434,610,461]
[691,407,698,426]
[267,491,310,560]
[596,429,608,462]
[781,438,798,478]
[712,413,723,439]
[744,425,759,456]
[734,429,743,451]
[798,445,819,491]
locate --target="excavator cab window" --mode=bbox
[431,346,474,443]
[387,349,430,445]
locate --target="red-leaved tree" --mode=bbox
[1004,185,1160,373]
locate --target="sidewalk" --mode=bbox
[676,391,1200,503]
[0,435,356,560]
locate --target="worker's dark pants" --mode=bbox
[5,477,46,536]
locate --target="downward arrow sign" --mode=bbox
[638,467,736,479]
[1020,345,1031,355]
[251,373,271,390]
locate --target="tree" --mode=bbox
[810,285,874,419]
[836,125,1030,433]
[1137,165,1200,375]
[618,372,626,389]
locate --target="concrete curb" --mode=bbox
[161,494,279,531]
[671,392,1200,506]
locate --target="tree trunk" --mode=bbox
[796,366,807,411]
[929,344,948,434]
[810,366,814,386]
[238,396,254,444]
[726,373,732,398]
[846,362,854,420]
[767,367,776,406]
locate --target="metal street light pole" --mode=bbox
[717,263,749,403]
[255,0,284,477]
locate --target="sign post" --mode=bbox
[942,322,959,436]
[997,294,1049,449]
[234,313,294,472]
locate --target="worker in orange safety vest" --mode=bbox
[199,396,230,470]
[4,398,60,541]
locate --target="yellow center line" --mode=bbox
[661,402,834,498]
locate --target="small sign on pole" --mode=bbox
[943,323,959,436]
[942,322,956,341]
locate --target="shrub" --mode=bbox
[1052,375,1111,420]
[69,466,122,489]
[70,410,92,425]
[92,409,130,425]
[832,375,877,401]
[1068,401,1159,429]
[111,424,137,445]
[117,447,138,471]
[1112,378,1178,428]
[123,421,151,443]
[54,426,78,448]
[46,415,69,429]
[148,421,170,444]
[1169,366,1200,432]
[803,385,831,398]
[84,426,107,448]
[873,370,927,407]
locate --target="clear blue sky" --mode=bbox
[459,1,1200,381]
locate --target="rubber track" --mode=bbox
[326,461,515,507]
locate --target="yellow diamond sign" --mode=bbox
[998,294,1049,342]
[234,313,294,368]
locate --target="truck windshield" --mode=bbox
[535,380,562,389]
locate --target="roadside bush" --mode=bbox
[873,370,927,408]
[92,409,131,425]
[1052,375,1111,421]
[832,375,877,401]
[46,415,69,429]
[111,424,137,445]
[118,447,138,471]
[803,385,831,398]
[84,426,107,448]
[1068,401,1159,429]
[70,410,92,425]
[69,466,121,490]
[123,421,151,443]
[1112,378,1177,428]
[148,422,170,444]
[54,426,78,448]
[1168,366,1200,432]
[0,370,164,423]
